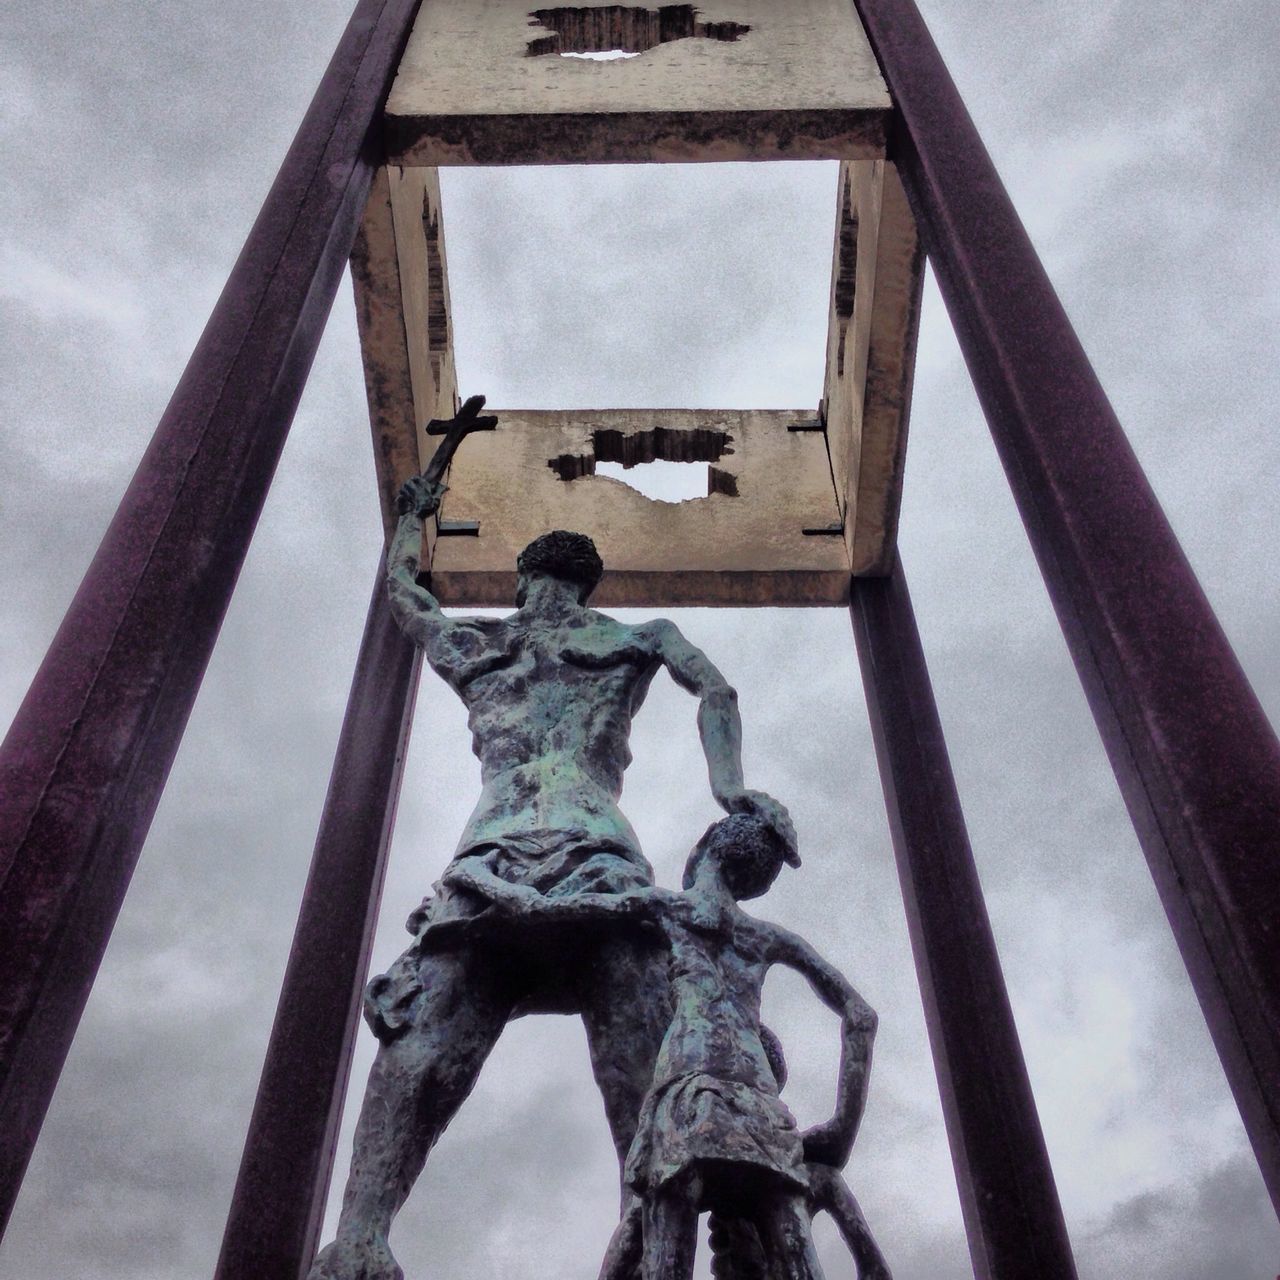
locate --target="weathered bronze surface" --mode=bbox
[311,403,820,1280]
[428,813,887,1279]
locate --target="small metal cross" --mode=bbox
[422,393,499,487]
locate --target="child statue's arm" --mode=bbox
[446,861,660,919]
[769,928,878,1167]
[416,860,664,952]
[439,856,540,909]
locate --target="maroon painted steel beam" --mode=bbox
[0,0,423,1232]
[849,0,1280,1213]
[215,565,420,1280]
[851,559,1078,1280]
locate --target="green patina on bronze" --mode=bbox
[427,813,889,1279]
[310,401,886,1280]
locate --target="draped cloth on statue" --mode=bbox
[363,831,652,1041]
[623,1071,809,1195]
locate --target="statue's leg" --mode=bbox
[580,932,671,1164]
[759,1192,828,1280]
[309,949,514,1280]
[810,1169,892,1280]
[597,1193,643,1280]
[706,1211,772,1280]
[580,934,670,1280]
[641,1175,700,1280]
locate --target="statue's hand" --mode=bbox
[396,474,448,519]
[440,864,542,913]
[487,881,543,913]
[801,1118,852,1168]
[308,1229,402,1280]
[718,788,799,866]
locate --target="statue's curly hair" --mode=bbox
[682,813,792,901]
[517,530,604,602]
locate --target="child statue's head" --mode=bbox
[683,813,800,900]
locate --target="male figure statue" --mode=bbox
[310,441,794,1279]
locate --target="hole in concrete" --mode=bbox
[548,426,737,503]
[559,49,641,59]
[707,465,739,497]
[595,459,711,501]
[527,5,751,59]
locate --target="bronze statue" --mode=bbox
[309,401,795,1280]
[428,813,888,1280]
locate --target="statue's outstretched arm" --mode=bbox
[770,927,878,1167]
[650,620,796,855]
[386,394,500,652]
[386,475,450,649]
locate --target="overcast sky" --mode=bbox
[2,1,1279,1278]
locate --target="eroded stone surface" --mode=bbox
[432,409,849,607]
[386,0,890,165]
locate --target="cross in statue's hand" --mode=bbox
[396,394,499,517]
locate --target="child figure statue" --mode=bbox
[427,813,889,1280]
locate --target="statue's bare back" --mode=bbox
[433,611,667,860]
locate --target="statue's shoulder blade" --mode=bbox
[561,612,663,669]
[426,613,519,687]
[582,608,657,640]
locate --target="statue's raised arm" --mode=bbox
[386,472,448,647]
[385,393,499,659]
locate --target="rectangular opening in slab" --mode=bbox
[437,162,839,411]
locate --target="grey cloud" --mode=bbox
[1080,1154,1279,1279]
[3,0,1280,1277]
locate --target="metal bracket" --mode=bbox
[792,416,840,535]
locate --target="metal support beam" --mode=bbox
[851,559,1078,1280]
[215,564,420,1280]
[849,0,1280,1213]
[0,0,423,1232]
